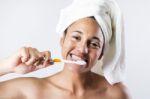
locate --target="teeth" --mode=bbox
[63,59,86,65]
[71,55,85,61]
[70,54,87,65]
[75,60,86,65]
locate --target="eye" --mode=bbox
[72,35,81,41]
[89,42,100,49]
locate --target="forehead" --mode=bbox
[67,17,103,38]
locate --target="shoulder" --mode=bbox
[1,77,40,86]
[85,73,130,99]
[0,77,43,98]
[107,82,130,99]
[0,77,43,92]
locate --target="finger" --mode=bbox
[33,48,45,58]
[33,57,44,66]
[33,50,45,66]
[42,51,52,66]
[25,47,39,66]
[34,63,48,70]
[43,51,51,62]
[34,60,49,70]
[19,47,30,63]
[43,60,53,67]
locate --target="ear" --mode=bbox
[60,33,65,47]
[98,51,103,60]
[98,44,104,60]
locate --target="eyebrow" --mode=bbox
[91,37,101,42]
[72,30,83,34]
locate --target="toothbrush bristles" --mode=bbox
[53,59,86,65]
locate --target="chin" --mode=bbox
[65,64,89,74]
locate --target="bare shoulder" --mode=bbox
[0,77,43,98]
[0,77,42,89]
[91,73,130,99]
[108,82,130,99]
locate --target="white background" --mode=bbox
[0,0,150,99]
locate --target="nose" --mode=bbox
[77,42,88,54]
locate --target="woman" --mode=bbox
[0,0,129,98]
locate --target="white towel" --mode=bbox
[56,0,125,85]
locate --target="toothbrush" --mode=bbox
[53,58,86,65]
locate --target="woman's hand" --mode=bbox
[1,47,53,75]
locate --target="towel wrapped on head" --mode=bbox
[56,0,125,85]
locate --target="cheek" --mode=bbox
[89,51,101,67]
[61,39,75,58]
[90,52,99,60]
[90,49,102,61]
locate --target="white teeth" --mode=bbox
[75,60,86,65]
[72,55,84,61]
[71,54,87,65]
[63,59,86,65]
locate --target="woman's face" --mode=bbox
[60,17,104,73]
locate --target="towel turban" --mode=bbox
[56,0,125,85]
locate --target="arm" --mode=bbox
[0,58,11,76]
[0,47,52,76]
[0,47,52,98]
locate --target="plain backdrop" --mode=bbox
[0,0,150,99]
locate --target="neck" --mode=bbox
[51,65,94,96]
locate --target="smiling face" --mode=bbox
[60,17,104,73]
